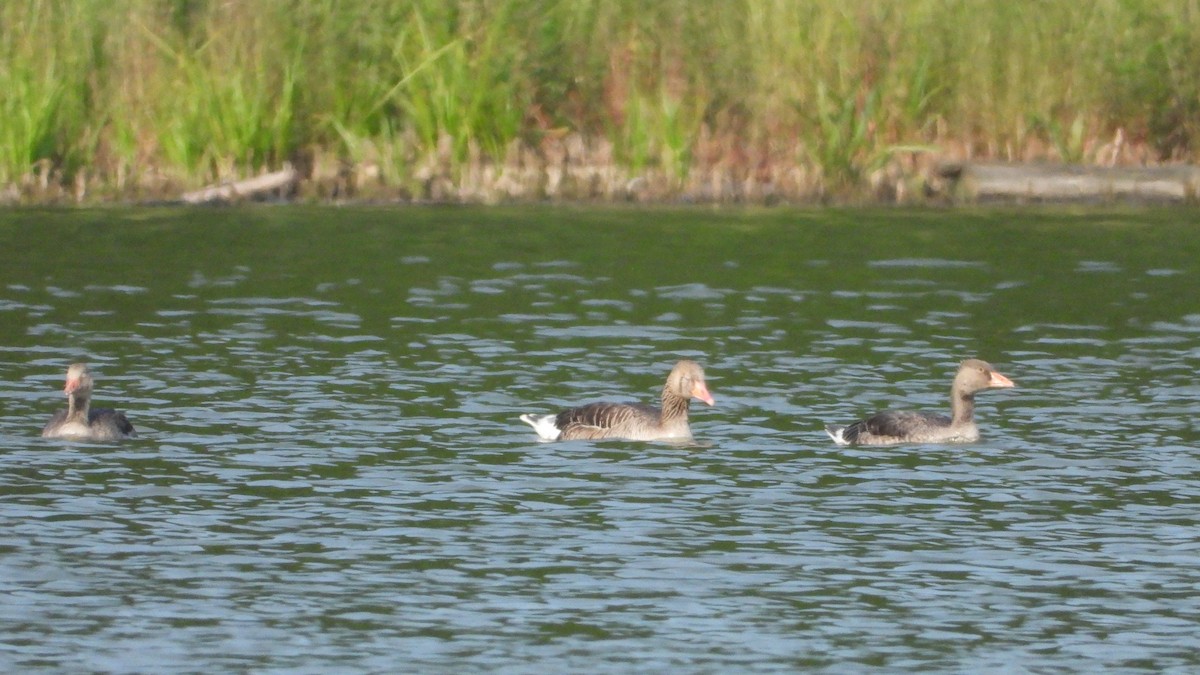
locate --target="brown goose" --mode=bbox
[41,363,135,441]
[520,360,715,441]
[825,358,1014,446]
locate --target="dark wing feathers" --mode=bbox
[845,410,949,443]
[90,408,135,436]
[556,402,659,440]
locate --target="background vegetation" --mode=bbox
[4,0,1200,203]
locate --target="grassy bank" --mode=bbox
[4,0,1200,204]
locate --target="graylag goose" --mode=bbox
[42,363,135,441]
[825,359,1014,446]
[520,360,714,441]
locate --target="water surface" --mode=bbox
[1,206,1198,672]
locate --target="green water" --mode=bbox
[1,206,1198,671]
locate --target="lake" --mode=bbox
[1,205,1198,672]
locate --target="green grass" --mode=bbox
[5,0,1200,200]
[0,0,98,185]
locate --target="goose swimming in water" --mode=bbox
[520,360,715,442]
[41,363,135,441]
[825,359,1014,446]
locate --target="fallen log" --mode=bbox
[181,165,298,204]
[935,162,1200,204]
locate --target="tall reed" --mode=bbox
[5,0,1200,200]
[0,0,98,185]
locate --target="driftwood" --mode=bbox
[935,163,1200,204]
[181,165,298,204]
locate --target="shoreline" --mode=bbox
[6,142,1197,208]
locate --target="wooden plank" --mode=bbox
[181,166,299,204]
[935,163,1200,203]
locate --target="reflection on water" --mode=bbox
[1,206,1199,671]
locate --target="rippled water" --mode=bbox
[1,206,1198,672]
